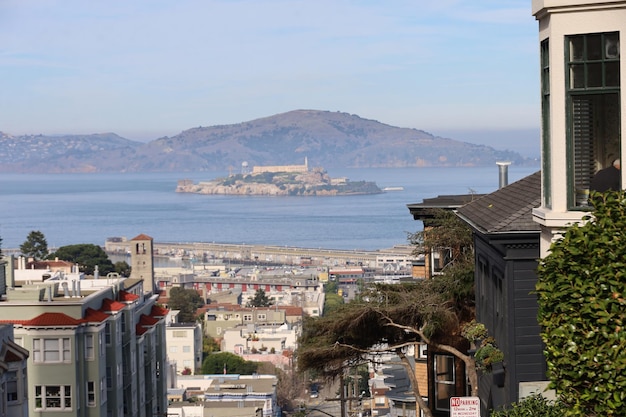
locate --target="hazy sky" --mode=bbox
[0,0,539,151]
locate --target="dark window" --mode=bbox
[566,32,621,208]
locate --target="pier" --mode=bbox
[104,239,416,269]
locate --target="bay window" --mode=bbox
[567,32,621,207]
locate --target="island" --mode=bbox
[176,159,382,196]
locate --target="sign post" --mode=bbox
[450,396,480,417]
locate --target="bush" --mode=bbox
[536,191,626,416]
[490,394,565,416]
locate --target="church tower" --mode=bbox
[129,234,155,294]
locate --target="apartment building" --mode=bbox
[0,324,29,417]
[0,233,169,417]
[165,315,203,375]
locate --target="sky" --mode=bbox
[0,1,541,156]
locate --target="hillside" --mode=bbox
[0,110,534,173]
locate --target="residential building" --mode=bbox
[0,324,29,417]
[456,172,547,413]
[165,313,203,375]
[172,374,279,417]
[531,0,626,256]
[0,233,169,417]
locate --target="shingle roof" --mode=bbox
[456,171,541,234]
[407,194,486,221]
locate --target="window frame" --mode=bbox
[33,337,72,364]
[34,385,72,411]
[565,31,621,209]
[433,354,456,412]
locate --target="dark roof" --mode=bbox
[407,194,486,221]
[456,171,541,234]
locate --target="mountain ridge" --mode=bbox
[0,109,535,173]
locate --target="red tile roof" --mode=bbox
[139,314,159,326]
[101,298,127,312]
[136,324,149,336]
[131,234,153,241]
[83,307,110,323]
[118,290,140,302]
[151,305,169,317]
[23,312,82,327]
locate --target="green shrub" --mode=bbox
[490,394,565,416]
[536,191,626,416]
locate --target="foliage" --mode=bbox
[48,243,114,275]
[113,261,131,276]
[201,352,259,375]
[322,292,344,315]
[489,394,566,417]
[299,207,479,417]
[20,230,49,260]
[246,288,274,307]
[462,320,503,371]
[203,335,220,357]
[536,191,626,416]
[168,287,204,322]
[407,208,475,305]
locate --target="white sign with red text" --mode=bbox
[450,396,480,417]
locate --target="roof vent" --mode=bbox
[496,161,512,189]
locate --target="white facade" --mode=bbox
[166,317,203,375]
[532,0,626,256]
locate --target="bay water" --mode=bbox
[0,166,539,251]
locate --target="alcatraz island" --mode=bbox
[176,158,382,196]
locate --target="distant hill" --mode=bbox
[0,110,535,173]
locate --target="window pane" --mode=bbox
[588,34,602,60]
[570,36,584,61]
[436,356,455,382]
[606,62,620,87]
[605,33,620,59]
[436,383,455,410]
[570,64,585,89]
[587,63,603,87]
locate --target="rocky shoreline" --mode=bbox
[176,169,382,196]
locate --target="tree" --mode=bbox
[113,261,131,276]
[168,287,204,322]
[201,352,259,375]
[246,288,274,307]
[203,335,220,357]
[47,243,113,275]
[536,191,626,416]
[20,230,49,260]
[298,209,500,417]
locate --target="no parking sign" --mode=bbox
[450,396,480,417]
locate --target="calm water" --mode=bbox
[0,166,539,251]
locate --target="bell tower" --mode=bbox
[129,234,155,294]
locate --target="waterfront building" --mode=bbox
[0,233,169,417]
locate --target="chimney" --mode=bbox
[496,161,512,189]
